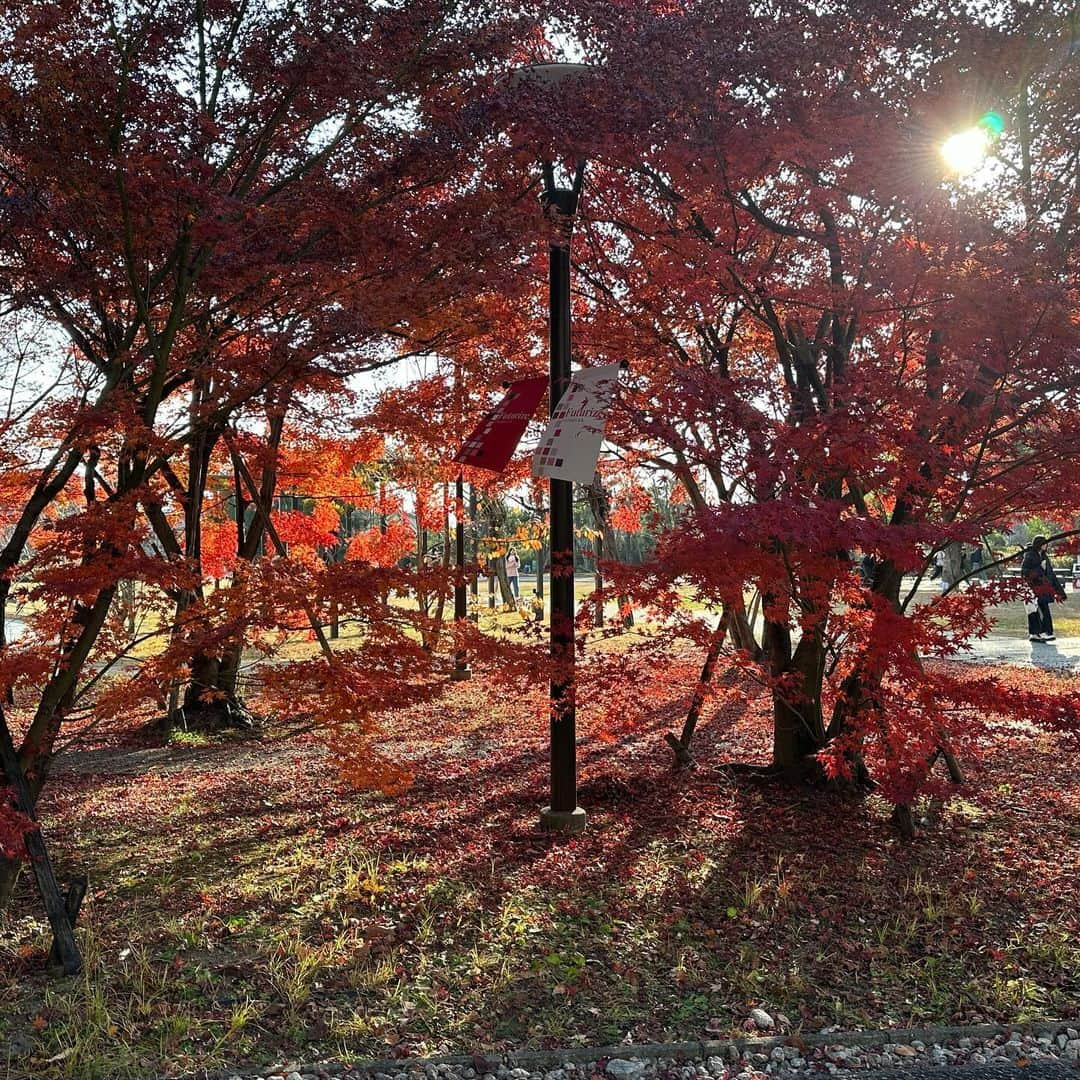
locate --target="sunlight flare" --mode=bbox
[941,126,991,174]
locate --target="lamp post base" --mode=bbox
[539,806,587,834]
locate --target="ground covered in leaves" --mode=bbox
[1,656,1078,1079]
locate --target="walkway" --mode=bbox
[955,635,1080,672]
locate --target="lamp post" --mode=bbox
[451,468,470,680]
[469,483,479,623]
[541,158,586,833]
[511,63,594,834]
[452,366,471,681]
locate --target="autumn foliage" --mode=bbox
[2,0,1080,885]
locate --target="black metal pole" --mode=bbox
[594,531,604,629]
[468,484,479,623]
[540,181,585,833]
[452,471,470,681]
[537,536,545,601]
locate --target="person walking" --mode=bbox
[929,549,944,580]
[969,544,985,580]
[933,549,950,594]
[1021,536,1066,643]
[505,547,521,599]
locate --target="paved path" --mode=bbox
[228,1027,1080,1080]
[955,635,1080,672]
[860,1066,1075,1079]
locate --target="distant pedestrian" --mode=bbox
[1021,536,1066,643]
[969,545,985,579]
[932,549,949,593]
[505,547,520,598]
[859,553,876,587]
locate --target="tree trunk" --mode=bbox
[175,649,252,729]
[665,606,733,767]
[0,433,149,906]
[0,587,111,911]
[729,597,762,660]
[183,653,222,712]
[825,560,904,767]
[468,485,479,622]
[171,411,288,725]
[586,474,634,627]
[772,691,826,769]
[493,555,515,606]
[940,540,963,589]
[0,712,81,970]
[0,708,26,905]
[593,532,604,629]
[0,855,20,911]
[421,499,453,652]
[767,620,828,771]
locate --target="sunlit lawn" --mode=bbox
[7,578,1080,669]
[906,581,1080,639]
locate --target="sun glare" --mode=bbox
[941,127,991,175]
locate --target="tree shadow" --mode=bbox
[8,659,1071,1062]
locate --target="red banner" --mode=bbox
[454,376,547,472]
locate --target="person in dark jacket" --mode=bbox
[1021,536,1066,642]
[969,545,985,579]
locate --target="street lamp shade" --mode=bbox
[507,63,597,92]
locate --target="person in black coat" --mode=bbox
[1021,536,1066,642]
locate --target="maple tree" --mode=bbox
[547,0,1080,819]
[0,0,531,896]
[358,369,530,623]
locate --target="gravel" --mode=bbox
[750,1011,776,1032]
[221,1024,1080,1080]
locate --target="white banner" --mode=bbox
[531,364,621,484]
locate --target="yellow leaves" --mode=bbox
[358,875,386,903]
[480,537,542,556]
[479,523,547,557]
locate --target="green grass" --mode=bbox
[984,595,1080,638]
[903,585,1080,639]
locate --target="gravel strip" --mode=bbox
[206,1022,1080,1080]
